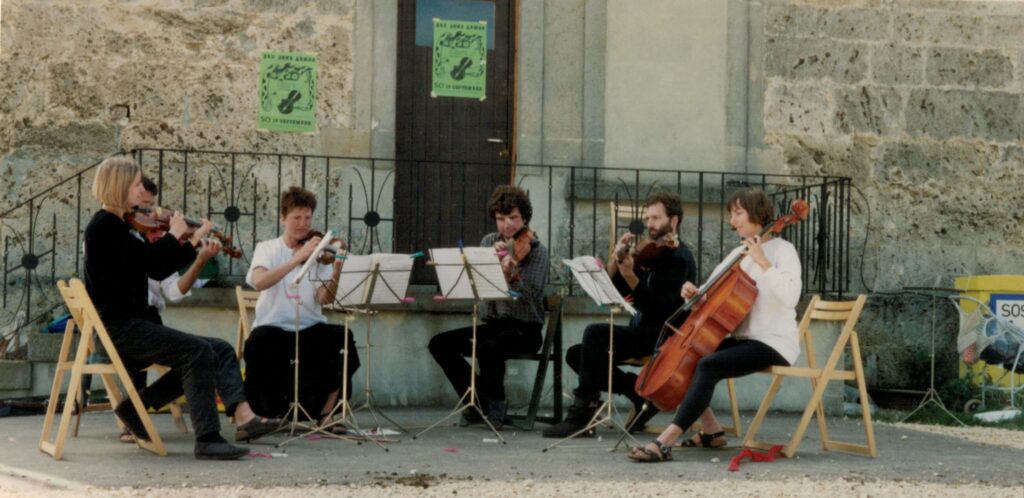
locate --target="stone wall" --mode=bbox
[758,0,1024,387]
[0,0,357,211]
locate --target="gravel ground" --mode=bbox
[880,421,1024,451]
[2,476,1024,497]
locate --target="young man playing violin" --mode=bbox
[428,185,549,429]
[544,192,697,438]
[85,157,272,460]
[629,188,801,462]
[244,186,359,426]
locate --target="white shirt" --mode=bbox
[705,238,802,365]
[246,237,333,331]
[147,274,190,310]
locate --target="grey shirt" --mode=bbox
[478,232,549,325]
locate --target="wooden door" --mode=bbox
[395,0,516,283]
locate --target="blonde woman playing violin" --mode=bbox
[85,158,276,459]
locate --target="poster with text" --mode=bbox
[258,51,317,132]
[431,19,487,99]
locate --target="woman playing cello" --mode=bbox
[629,188,802,462]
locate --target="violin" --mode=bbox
[614,229,679,269]
[631,232,680,270]
[296,230,347,265]
[125,207,242,259]
[634,199,810,412]
[502,227,538,282]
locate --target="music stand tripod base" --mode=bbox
[413,303,506,444]
[544,307,642,452]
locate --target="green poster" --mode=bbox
[258,51,317,132]
[431,18,487,100]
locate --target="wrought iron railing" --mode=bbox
[0,148,852,357]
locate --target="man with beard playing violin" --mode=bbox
[428,185,549,430]
[543,192,697,438]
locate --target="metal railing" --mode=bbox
[0,148,852,357]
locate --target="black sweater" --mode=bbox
[613,244,697,331]
[83,210,197,324]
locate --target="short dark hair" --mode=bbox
[644,191,683,224]
[280,186,317,217]
[726,188,773,227]
[141,176,159,195]
[487,185,532,223]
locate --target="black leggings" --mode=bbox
[671,337,788,429]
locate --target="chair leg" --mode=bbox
[742,374,783,450]
[725,378,743,437]
[851,332,877,457]
[783,370,833,458]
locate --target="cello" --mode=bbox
[634,199,810,412]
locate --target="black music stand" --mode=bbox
[413,246,516,444]
[323,253,418,442]
[544,256,642,452]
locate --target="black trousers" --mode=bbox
[107,316,225,438]
[671,337,788,429]
[566,323,660,403]
[428,319,542,403]
[243,322,360,419]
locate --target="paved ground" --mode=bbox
[2,408,1023,496]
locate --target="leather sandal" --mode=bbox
[234,417,279,442]
[628,439,673,463]
[678,430,727,449]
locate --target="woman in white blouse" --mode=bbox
[629,188,802,462]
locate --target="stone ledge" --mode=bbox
[0,360,31,390]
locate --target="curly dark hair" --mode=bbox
[644,191,683,224]
[726,188,773,227]
[280,186,317,217]
[487,185,533,223]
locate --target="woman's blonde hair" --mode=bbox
[92,157,140,210]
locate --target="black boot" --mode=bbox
[542,398,599,438]
[625,397,658,433]
[486,399,507,430]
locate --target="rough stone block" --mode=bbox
[870,43,924,85]
[765,5,825,37]
[875,139,999,189]
[822,8,891,40]
[926,48,1013,88]
[906,89,1022,141]
[28,329,66,363]
[982,15,1024,48]
[769,133,879,184]
[894,10,984,45]
[835,85,904,135]
[0,360,31,390]
[765,83,834,135]
[765,36,868,83]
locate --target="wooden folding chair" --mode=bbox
[609,201,644,258]
[234,285,259,359]
[40,279,168,459]
[741,294,877,458]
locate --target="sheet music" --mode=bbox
[336,254,375,306]
[369,253,414,304]
[564,255,637,315]
[462,246,511,299]
[430,248,475,299]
